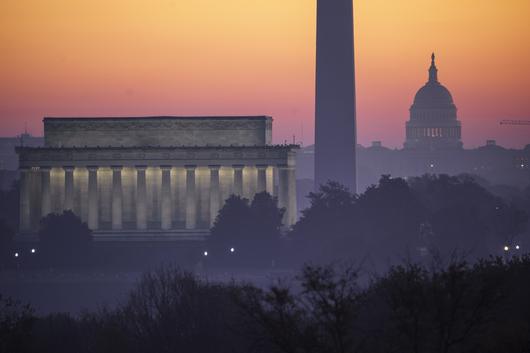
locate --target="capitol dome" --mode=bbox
[412,82,455,109]
[411,53,456,110]
[404,53,463,150]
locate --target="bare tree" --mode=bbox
[377,258,506,353]
[237,263,367,353]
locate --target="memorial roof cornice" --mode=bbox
[43,115,273,122]
[16,144,300,152]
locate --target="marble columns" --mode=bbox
[160,166,172,230]
[256,165,267,193]
[209,165,221,227]
[135,166,147,230]
[278,164,297,227]
[63,166,74,210]
[111,166,123,230]
[233,165,244,196]
[185,165,197,229]
[40,167,51,218]
[87,166,98,230]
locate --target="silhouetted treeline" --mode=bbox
[208,192,284,266]
[2,257,530,353]
[0,182,18,268]
[206,174,529,269]
[290,175,529,266]
[38,211,93,266]
[1,174,529,269]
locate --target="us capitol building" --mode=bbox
[296,54,529,200]
[16,116,298,241]
[404,53,462,150]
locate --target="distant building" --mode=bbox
[296,54,529,208]
[0,132,44,190]
[16,117,298,241]
[297,141,529,208]
[405,53,462,150]
[0,133,44,171]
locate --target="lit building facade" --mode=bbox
[16,116,298,241]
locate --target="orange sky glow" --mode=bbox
[1,0,529,148]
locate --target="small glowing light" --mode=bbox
[230,247,235,253]
[516,245,520,250]
[31,248,36,254]
[14,252,19,258]
[203,251,208,257]
[504,246,509,252]
[521,164,525,168]
[430,164,434,168]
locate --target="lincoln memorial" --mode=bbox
[16,116,298,241]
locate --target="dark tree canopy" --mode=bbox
[210,195,252,246]
[356,175,425,259]
[0,219,14,265]
[38,211,93,266]
[408,174,528,256]
[290,175,528,266]
[209,192,284,265]
[0,181,19,232]
[249,192,284,244]
[290,182,357,260]
[0,295,34,353]
[109,266,249,353]
[4,258,530,353]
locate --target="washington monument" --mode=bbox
[314,0,357,192]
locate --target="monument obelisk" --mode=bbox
[314,0,357,192]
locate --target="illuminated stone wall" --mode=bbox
[44,116,273,148]
[17,145,298,241]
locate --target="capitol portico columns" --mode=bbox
[185,165,197,229]
[111,166,123,230]
[160,166,172,230]
[135,166,147,230]
[209,165,221,227]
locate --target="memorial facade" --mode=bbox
[16,116,298,241]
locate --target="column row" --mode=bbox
[20,163,296,232]
[25,164,291,232]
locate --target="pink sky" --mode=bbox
[1,0,529,148]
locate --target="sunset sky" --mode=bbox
[1,0,529,148]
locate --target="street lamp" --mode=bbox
[14,252,19,258]
[30,248,36,254]
[230,247,235,253]
[203,251,208,257]
[516,245,521,250]
[503,245,509,252]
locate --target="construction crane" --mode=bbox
[500,120,530,126]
